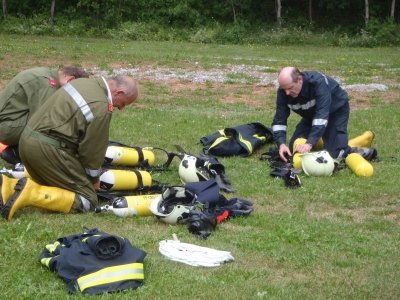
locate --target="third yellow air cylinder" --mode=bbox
[345,153,374,177]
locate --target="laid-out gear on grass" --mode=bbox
[149,186,194,225]
[150,179,254,239]
[159,236,234,267]
[104,141,180,171]
[187,208,217,239]
[39,228,146,294]
[260,147,302,189]
[177,152,235,193]
[300,150,335,176]
[178,154,210,182]
[104,145,155,168]
[348,131,375,148]
[345,153,374,177]
[200,122,273,157]
[99,169,152,191]
[95,194,161,217]
[283,169,302,188]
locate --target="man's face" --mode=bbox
[279,75,303,98]
[112,91,137,110]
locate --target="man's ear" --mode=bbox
[66,75,76,83]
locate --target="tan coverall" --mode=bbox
[0,67,60,145]
[19,77,113,210]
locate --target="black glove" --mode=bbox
[187,209,217,239]
[216,197,253,218]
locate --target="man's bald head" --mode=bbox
[108,76,139,110]
[277,67,303,98]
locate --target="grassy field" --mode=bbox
[0,34,399,299]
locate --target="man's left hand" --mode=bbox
[296,143,312,153]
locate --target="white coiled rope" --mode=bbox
[159,235,234,267]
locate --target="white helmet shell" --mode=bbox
[300,150,335,176]
[149,188,192,224]
[178,154,210,183]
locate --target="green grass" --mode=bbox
[0,34,399,299]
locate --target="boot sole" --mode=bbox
[1,177,28,220]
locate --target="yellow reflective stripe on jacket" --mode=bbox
[45,241,61,253]
[77,263,144,292]
[82,234,102,243]
[209,136,229,150]
[253,134,267,141]
[40,257,53,267]
[238,133,252,153]
[40,255,59,267]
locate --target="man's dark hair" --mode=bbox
[60,66,90,79]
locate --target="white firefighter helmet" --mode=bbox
[300,150,335,176]
[149,186,194,224]
[178,154,211,184]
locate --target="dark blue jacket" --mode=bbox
[39,228,146,294]
[272,71,348,146]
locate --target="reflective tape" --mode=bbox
[63,83,94,122]
[312,118,328,126]
[253,134,267,141]
[238,133,252,153]
[209,136,230,150]
[77,263,144,292]
[45,241,61,253]
[85,168,102,178]
[40,257,52,267]
[288,99,316,110]
[272,125,287,132]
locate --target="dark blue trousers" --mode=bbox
[289,102,351,158]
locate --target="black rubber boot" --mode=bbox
[350,147,378,161]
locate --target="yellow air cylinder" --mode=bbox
[99,169,152,191]
[292,138,307,169]
[345,153,374,177]
[108,194,161,217]
[104,146,156,167]
[348,131,375,148]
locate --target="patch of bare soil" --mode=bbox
[1,60,398,109]
[349,90,399,110]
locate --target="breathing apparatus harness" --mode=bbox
[260,147,302,189]
[150,179,253,239]
[174,145,235,193]
[105,140,180,172]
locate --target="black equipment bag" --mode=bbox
[200,122,273,157]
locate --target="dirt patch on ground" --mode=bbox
[1,61,398,109]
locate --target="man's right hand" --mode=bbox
[279,144,292,162]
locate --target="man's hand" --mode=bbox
[296,143,312,154]
[93,180,100,191]
[279,144,292,162]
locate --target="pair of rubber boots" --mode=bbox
[0,175,75,220]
